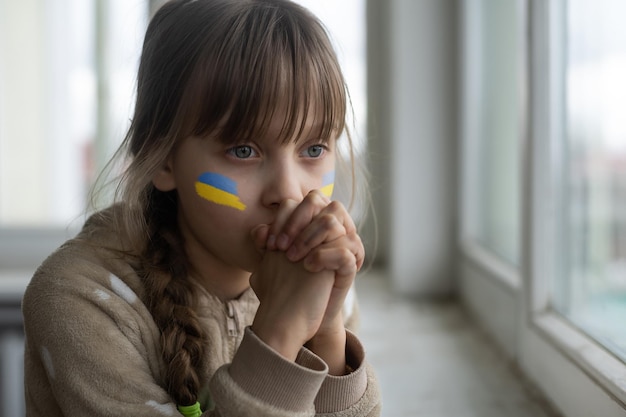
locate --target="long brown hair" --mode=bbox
[98,0,356,407]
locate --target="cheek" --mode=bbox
[320,170,335,198]
[194,172,247,211]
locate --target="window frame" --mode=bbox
[460,0,626,415]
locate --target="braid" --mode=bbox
[141,190,207,406]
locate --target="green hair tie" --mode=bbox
[177,402,202,417]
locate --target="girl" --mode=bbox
[22,0,380,416]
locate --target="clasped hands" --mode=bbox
[250,190,364,375]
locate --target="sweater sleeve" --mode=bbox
[209,327,381,417]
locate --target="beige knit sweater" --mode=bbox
[22,209,381,416]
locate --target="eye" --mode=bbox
[228,145,257,159]
[303,144,326,158]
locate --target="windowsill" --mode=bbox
[460,238,626,415]
[533,311,626,408]
[459,240,521,359]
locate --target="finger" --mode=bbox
[286,212,345,261]
[302,236,364,277]
[304,247,358,277]
[286,201,357,261]
[303,243,359,326]
[266,199,299,250]
[250,224,270,253]
[271,191,330,251]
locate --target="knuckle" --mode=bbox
[327,200,344,211]
[318,213,341,231]
[338,247,355,264]
[309,249,324,264]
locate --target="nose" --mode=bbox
[261,161,305,208]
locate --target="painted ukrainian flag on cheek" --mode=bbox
[195,172,247,211]
[320,171,335,198]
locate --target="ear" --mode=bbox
[152,158,177,192]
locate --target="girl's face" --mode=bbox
[152,113,337,279]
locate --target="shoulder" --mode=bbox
[21,233,163,381]
[22,209,149,334]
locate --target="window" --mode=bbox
[0,0,147,228]
[460,0,523,268]
[554,0,626,363]
[0,1,147,268]
[461,0,626,415]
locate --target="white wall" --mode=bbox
[365,0,459,296]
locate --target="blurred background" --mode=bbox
[1,1,626,416]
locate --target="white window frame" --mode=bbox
[460,1,626,415]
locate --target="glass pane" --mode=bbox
[557,0,626,360]
[0,0,147,227]
[465,0,522,265]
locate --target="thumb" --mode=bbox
[250,224,270,253]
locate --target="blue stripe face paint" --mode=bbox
[195,172,246,211]
[320,171,335,197]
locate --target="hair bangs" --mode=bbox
[181,0,347,146]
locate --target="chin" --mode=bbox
[233,252,262,274]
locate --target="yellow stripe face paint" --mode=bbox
[195,172,246,211]
[320,171,335,198]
